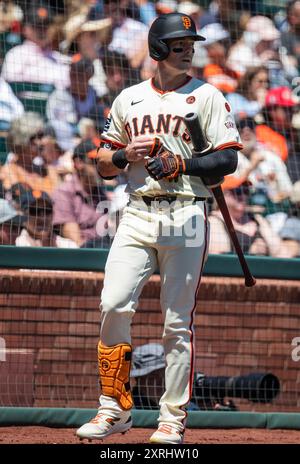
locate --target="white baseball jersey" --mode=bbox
[101,76,242,197]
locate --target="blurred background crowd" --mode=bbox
[0,0,300,257]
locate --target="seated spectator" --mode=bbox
[223,117,293,204]
[52,141,108,247]
[256,87,299,170]
[208,0,250,42]
[278,181,300,257]
[62,9,112,98]
[227,15,296,86]
[267,180,300,258]
[208,186,291,257]
[281,1,300,72]
[104,0,149,70]
[0,112,61,194]
[46,54,104,141]
[226,66,270,118]
[0,77,24,124]
[0,197,25,245]
[99,50,137,124]
[1,3,70,89]
[200,23,240,94]
[15,188,78,247]
[177,1,216,30]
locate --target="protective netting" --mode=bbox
[0,269,299,412]
[0,1,300,414]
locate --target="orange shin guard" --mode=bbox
[98,341,133,410]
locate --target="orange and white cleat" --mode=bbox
[76,411,132,441]
[149,423,184,444]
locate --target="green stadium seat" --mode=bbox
[9,82,55,117]
[0,121,10,164]
[0,134,8,165]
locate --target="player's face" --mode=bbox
[165,38,195,71]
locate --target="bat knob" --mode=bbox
[245,277,256,287]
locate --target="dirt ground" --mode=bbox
[0,426,299,444]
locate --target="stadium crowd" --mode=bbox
[0,0,300,257]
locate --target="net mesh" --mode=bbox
[0,0,300,413]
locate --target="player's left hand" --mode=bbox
[145,149,186,181]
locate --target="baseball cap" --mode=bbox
[246,15,280,42]
[73,138,100,161]
[177,1,201,16]
[130,343,165,378]
[10,182,32,205]
[265,87,298,108]
[71,54,94,75]
[0,198,25,225]
[19,189,53,213]
[200,23,230,46]
[24,4,53,28]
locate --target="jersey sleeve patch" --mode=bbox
[100,138,126,150]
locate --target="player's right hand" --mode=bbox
[125,136,157,162]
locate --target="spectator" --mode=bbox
[0,197,25,245]
[0,112,61,194]
[208,186,291,257]
[281,0,300,71]
[52,140,108,247]
[226,66,270,118]
[99,50,137,123]
[200,23,240,94]
[46,54,104,142]
[1,3,70,89]
[177,1,215,30]
[15,188,78,247]
[227,15,296,86]
[223,117,293,204]
[267,180,300,258]
[104,0,149,69]
[136,0,156,25]
[62,9,112,97]
[208,0,250,42]
[0,76,24,124]
[256,86,300,177]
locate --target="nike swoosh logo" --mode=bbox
[131,99,144,106]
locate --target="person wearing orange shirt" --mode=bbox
[200,23,240,94]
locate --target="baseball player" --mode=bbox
[76,13,242,444]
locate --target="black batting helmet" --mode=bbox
[148,13,206,62]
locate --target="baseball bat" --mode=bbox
[184,112,256,287]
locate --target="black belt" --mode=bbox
[141,195,207,206]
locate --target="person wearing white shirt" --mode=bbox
[1,5,70,90]
[0,77,24,123]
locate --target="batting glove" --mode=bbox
[145,149,186,181]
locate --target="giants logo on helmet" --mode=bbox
[182,16,192,29]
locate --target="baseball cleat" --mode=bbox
[76,411,132,440]
[149,424,184,444]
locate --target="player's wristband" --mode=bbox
[112,149,128,169]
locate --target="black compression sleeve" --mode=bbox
[184,148,238,177]
[112,149,129,169]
